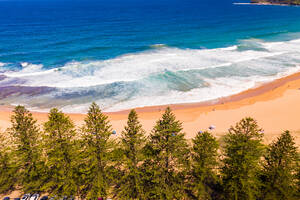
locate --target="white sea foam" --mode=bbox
[2,41,288,88]
[150,44,168,48]
[233,3,252,5]
[2,38,300,112]
[97,65,300,113]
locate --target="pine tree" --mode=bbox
[189,131,220,200]
[114,110,146,199]
[43,108,77,196]
[296,156,300,199]
[143,107,189,200]
[79,103,115,199]
[221,117,264,200]
[0,130,17,194]
[261,131,299,200]
[8,106,44,193]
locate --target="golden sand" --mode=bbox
[1,72,300,145]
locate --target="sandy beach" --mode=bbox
[3,1,300,199]
[1,72,300,145]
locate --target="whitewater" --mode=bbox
[1,38,300,112]
[2,0,300,112]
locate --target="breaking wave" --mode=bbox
[1,38,300,112]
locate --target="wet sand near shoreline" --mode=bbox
[1,72,300,146]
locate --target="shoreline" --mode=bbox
[112,71,300,114]
[1,71,300,145]
[3,71,300,115]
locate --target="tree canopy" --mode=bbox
[0,106,299,200]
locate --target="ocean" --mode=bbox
[1,0,300,112]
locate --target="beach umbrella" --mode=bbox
[209,125,216,130]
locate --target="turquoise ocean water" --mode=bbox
[1,0,300,112]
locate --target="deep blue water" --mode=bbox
[1,0,300,112]
[1,0,300,68]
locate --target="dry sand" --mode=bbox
[1,72,300,146]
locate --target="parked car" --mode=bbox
[29,194,39,200]
[40,196,48,200]
[21,194,30,200]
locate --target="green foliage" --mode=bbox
[114,110,146,200]
[42,108,77,196]
[143,107,189,199]
[0,131,17,194]
[221,117,264,200]
[188,131,221,200]
[8,106,44,193]
[1,105,300,200]
[261,131,299,200]
[79,102,115,199]
[296,156,300,198]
